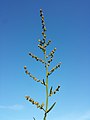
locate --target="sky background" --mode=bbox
[0,0,90,120]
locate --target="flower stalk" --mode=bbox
[44,53,49,120]
[24,9,61,120]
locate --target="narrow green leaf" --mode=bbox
[49,86,53,95]
[33,117,36,120]
[46,102,56,113]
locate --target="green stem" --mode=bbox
[44,51,48,120]
[46,64,48,111]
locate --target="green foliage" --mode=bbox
[24,9,61,120]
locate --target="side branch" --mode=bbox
[47,47,56,58]
[29,52,45,64]
[25,96,45,112]
[44,40,52,48]
[24,66,46,86]
[49,85,60,97]
[47,48,57,66]
[48,62,61,76]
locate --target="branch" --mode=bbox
[46,102,56,113]
[46,48,57,65]
[48,47,56,58]
[40,8,47,43]
[24,66,47,86]
[49,85,60,97]
[29,52,45,64]
[44,40,52,48]
[38,44,46,53]
[25,96,45,112]
[33,117,36,120]
[48,62,61,76]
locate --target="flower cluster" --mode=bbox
[49,85,60,96]
[38,44,46,53]
[49,48,56,56]
[25,96,45,110]
[24,8,62,120]
[24,66,46,86]
[44,40,52,48]
[47,48,57,65]
[48,48,56,58]
[48,62,61,76]
[38,9,47,53]
[29,52,45,64]
[40,9,47,34]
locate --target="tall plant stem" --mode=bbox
[44,51,48,120]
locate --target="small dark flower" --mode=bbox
[54,48,56,51]
[40,102,44,109]
[32,100,34,104]
[43,38,46,42]
[42,19,44,24]
[29,52,32,56]
[37,104,40,108]
[40,9,42,13]
[42,31,44,35]
[42,21,45,26]
[38,39,41,42]
[42,25,44,29]
[24,66,27,69]
[29,98,33,102]
[25,70,28,74]
[44,34,46,38]
[40,13,43,17]
[25,96,30,100]
[54,91,56,94]
[42,16,44,19]
[34,102,39,105]
[43,27,46,31]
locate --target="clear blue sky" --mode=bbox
[0,0,90,120]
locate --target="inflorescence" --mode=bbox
[24,8,61,120]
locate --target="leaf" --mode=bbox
[46,102,56,113]
[49,86,53,95]
[43,79,45,85]
[33,117,36,120]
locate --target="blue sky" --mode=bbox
[0,0,90,120]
